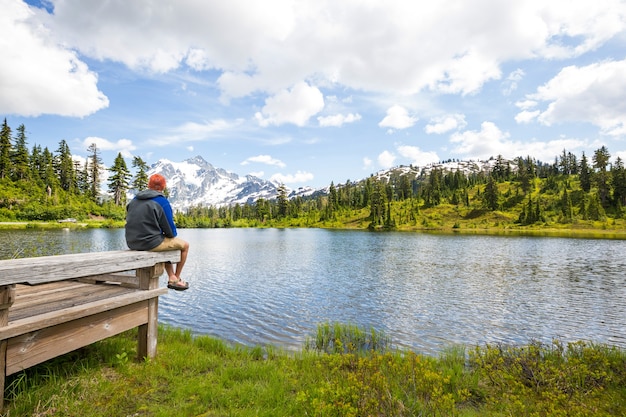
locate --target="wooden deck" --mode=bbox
[0,249,181,410]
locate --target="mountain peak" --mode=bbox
[148,157,281,209]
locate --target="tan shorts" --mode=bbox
[150,237,187,252]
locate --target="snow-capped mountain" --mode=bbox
[372,159,512,183]
[144,155,505,211]
[146,156,315,210]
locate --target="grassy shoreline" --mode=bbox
[3,219,626,240]
[5,325,625,416]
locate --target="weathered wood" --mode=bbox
[0,287,167,341]
[0,250,181,285]
[6,302,149,375]
[0,250,179,412]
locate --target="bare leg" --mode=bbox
[174,240,189,281]
[164,240,189,285]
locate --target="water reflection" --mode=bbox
[1,228,625,355]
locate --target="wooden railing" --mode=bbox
[0,249,181,410]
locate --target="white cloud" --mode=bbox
[270,170,314,184]
[362,157,372,169]
[425,114,467,134]
[377,150,396,168]
[502,68,525,95]
[450,121,589,161]
[317,113,362,127]
[515,110,540,124]
[255,82,325,127]
[0,0,108,117]
[149,119,244,146]
[82,137,136,158]
[397,146,440,167]
[28,0,625,100]
[526,59,626,136]
[241,154,286,168]
[378,105,417,130]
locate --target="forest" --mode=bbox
[2,118,626,233]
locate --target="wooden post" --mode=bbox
[136,263,164,360]
[0,284,16,412]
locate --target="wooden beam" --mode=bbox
[6,302,149,375]
[0,250,181,286]
[0,288,167,341]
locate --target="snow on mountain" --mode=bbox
[147,156,281,210]
[373,159,509,183]
[144,156,506,211]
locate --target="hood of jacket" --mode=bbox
[134,189,163,200]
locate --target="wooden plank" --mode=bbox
[6,302,149,375]
[0,288,167,341]
[78,273,139,287]
[14,282,88,300]
[0,250,181,286]
[9,285,135,322]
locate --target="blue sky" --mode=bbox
[2,0,626,189]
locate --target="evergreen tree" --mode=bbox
[12,124,30,181]
[612,157,626,207]
[131,156,149,190]
[560,188,573,221]
[29,144,43,184]
[587,192,606,221]
[107,153,131,206]
[0,119,12,179]
[483,176,500,211]
[276,183,289,218]
[87,143,102,201]
[56,140,75,192]
[593,146,611,206]
[515,157,532,194]
[41,147,59,194]
[369,180,387,226]
[579,153,591,193]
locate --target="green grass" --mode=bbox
[4,324,625,416]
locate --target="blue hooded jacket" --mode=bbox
[125,189,178,250]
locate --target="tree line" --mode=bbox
[0,119,147,221]
[2,118,625,229]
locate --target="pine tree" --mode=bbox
[483,176,500,211]
[87,143,102,202]
[107,153,131,206]
[593,146,611,206]
[56,140,75,192]
[0,119,12,179]
[12,124,30,181]
[276,183,289,218]
[579,152,591,193]
[131,156,149,190]
[612,157,626,207]
[369,180,387,227]
[560,188,573,221]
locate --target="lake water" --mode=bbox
[1,228,625,355]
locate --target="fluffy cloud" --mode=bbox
[378,105,417,130]
[241,155,286,168]
[318,113,362,127]
[0,0,108,116]
[523,59,626,136]
[377,150,396,168]
[26,0,625,100]
[450,122,588,161]
[425,114,467,134]
[82,136,136,157]
[255,82,324,127]
[270,170,314,184]
[397,146,440,166]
